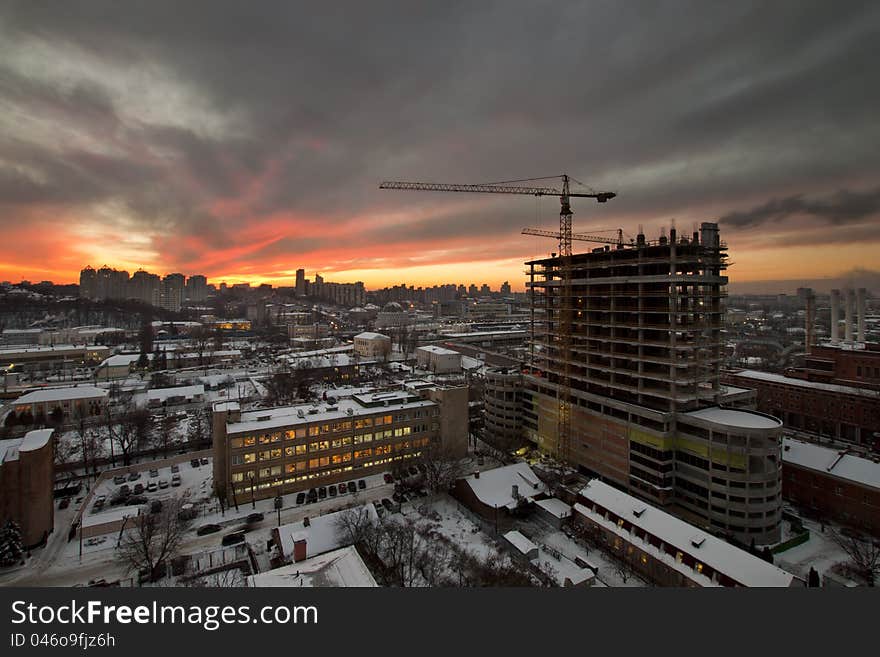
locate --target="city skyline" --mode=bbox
[1,3,879,291]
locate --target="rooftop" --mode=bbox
[276,505,379,560]
[577,480,795,587]
[783,438,880,490]
[0,429,53,463]
[462,462,546,510]
[14,385,109,405]
[247,546,377,587]
[683,406,782,430]
[228,394,435,435]
[730,369,880,400]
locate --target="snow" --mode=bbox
[534,497,572,520]
[417,345,459,356]
[531,547,594,587]
[732,369,880,399]
[248,546,377,587]
[504,530,538,556]
[228,396,436,435]
[275,504,379,560]
[783,438,880,490]
[683,406,781,430]
[577,480,795,587]
[353,332,389,341]
[13,385,108,404]
[462,462,546,510]
[146,384,205,404]
[19,428,53,452]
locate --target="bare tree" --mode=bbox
[114,400,151,466]
[118,496,193,584]
[416,440,468,494]
[829,529,880,586]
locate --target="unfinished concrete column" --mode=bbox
[857,288,867,342]
[845,288,854,343]
[830,289,841,344]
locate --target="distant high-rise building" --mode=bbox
[480,283,491,296]
[129,269,161,305]
[79,267,96,299]
[295,269,306,297]
[186,274,208,302]
[500,281,511,296]
[161,273,186,312]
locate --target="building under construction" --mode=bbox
[516,222,784,544]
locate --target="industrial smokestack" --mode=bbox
[830,289,841,344]
[857,288,867,342]
[845,288,855,343]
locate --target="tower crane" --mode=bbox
[379,174,617,468]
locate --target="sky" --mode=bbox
[1,1,879,293]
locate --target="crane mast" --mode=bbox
[379,174,616,467]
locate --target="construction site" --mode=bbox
[381,176,785,545]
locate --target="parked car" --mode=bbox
[113,475,126,485]
[295,492,306,504]
[150,500,163,514]
[146,482,158,493]
[358,479,366,490]
[381,498,394,512]
[133,483,144,495]
[127,472,141,481]
[200,457,209,465]
[120,484,131,496]
[191,459,200,468]
[221,531,246,546]
[347,481,357,494]
[149,469,159,478]
[158,479,169,489]
[338,483,347,495]
[246,512,264,524]
[383,473,394,484]
[128,494,148,505]
[171,474,181,487]
[196,524,221,536]
[307,488,318,503]
[171,465,180,474]
[318,486,327,499]
[328,485,337,498]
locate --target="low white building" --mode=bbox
[353,332,391,360]
[416,345,461,373]
[146,384,205,407]
[11,385,109,420]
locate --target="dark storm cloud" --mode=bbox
[720,187,880,228]
[0,0,879,274]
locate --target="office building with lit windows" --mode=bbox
[212,386,467,503]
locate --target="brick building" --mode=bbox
[0,429,54,547]
[782,438,880,536]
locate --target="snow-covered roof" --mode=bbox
[81,506,139,529]
[417,345,460,356]
[247,546,377,587]
[146,384,205,402]
[576,480,795,587]
[532,548,594,587]
[503,530,538,555]
[534,497,572,519]
[14,385,109,405]
[354,332,389,341]
[730,369,880,399]
[462,462,546,510]
[683,407,781,430]
[20,428,53,452]
[100,353,150,368]
[276,505,379,560]
[783,438,880,490]
[229,395,435,435]
[0,344,110,357]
